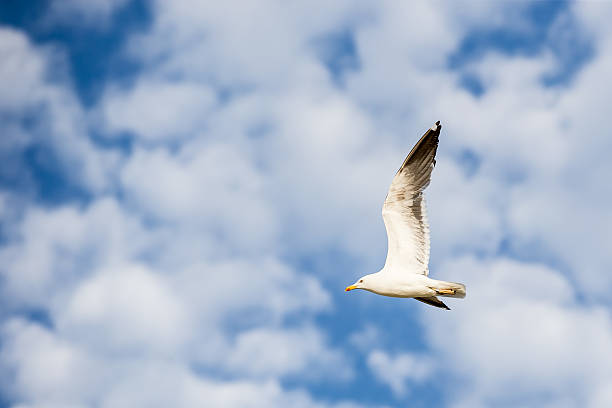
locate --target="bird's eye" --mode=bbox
[359,280,363,283]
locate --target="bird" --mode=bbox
[345,121,465,310]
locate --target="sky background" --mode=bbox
[1,0,611,407]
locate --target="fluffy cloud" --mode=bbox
[422,257,612,407]
[1,320,360,408]
[0,198,153,309]
[225,326,351,380]
[61,264,190,354]
[47,0,132,27]
[367,350,432,397]
[102,77,217,142]
[2,0,612,407]
[0,196,343,406]
[0,27,119,195]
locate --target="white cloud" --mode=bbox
[0,319,99,405]
[119,144,280,254]
[367,350,432,397]
[225,326,351,380]
[0,198,154,309]
[0,320,362,408]
[61,264,190,354]
[47,0,131,27]
[98,370,363,408]
[421,256,612,407]
[0,198,345,406]
[3,0,612,407]
[0,27,120,193]
[125,0,361,88]
[101,77,217,142]
[349,324,381,352]
[174,257,330,327]
[0,28,47,112]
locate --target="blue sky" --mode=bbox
[1,1,612,407]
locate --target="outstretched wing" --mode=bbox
[382,121,441,275]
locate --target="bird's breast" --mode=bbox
[367,276,434,298]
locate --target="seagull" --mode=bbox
[345,121,465,310]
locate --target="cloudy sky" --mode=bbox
[1,0,612,407]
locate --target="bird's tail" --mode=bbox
[430,280,466,299]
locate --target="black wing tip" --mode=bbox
[431,121,441,134]
[395,120,443,174]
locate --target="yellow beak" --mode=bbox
[345,285,357,292]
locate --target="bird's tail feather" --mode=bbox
[432,280,466,298]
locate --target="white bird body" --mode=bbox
[355,272,436,298]
[345,121,466,310]
[353,271,465,300]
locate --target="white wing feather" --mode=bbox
[382,122,440,276]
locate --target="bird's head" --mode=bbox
[345,275,370,292]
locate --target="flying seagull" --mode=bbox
[345,121,465,310]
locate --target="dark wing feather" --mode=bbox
[414,296,450,310]
[382,121,441,275]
